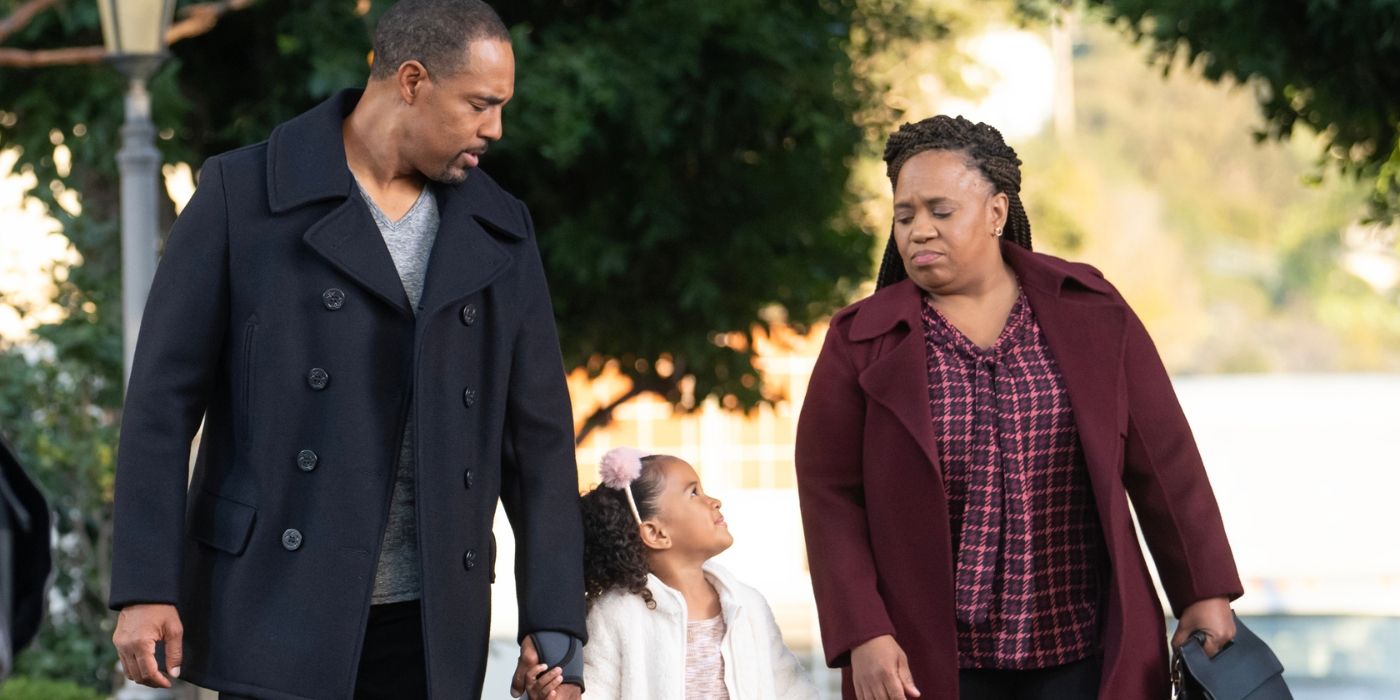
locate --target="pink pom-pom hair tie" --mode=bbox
[599,446,649,524]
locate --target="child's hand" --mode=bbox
[523,664,564,700]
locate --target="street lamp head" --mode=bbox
[98,0,176,78]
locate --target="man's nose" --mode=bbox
[480,109,503,141]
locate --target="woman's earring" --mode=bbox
[994,227,1003,237]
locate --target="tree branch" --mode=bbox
[574,371,683,446]
[575,383,649,447]
[0,0,59,45]
[166,0,255,45]
[0,0,254,68]
[0,45,104,67]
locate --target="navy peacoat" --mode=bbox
[796,241,1243,698]
[109,90,586,699]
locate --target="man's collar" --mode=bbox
[266,88,362,213]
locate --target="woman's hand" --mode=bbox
[1172,596,1236,657]
[851,634,921,700]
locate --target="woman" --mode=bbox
[795,116,1242,699]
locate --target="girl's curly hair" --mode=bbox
[579,455,669,610]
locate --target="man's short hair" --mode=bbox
[370,0,510,79]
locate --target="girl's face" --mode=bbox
[645,458,733,559]
[892,149,1008,295]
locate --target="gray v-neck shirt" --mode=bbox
[357,181,439,604]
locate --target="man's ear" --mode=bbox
[396,60,430,104]
[638,520,670,552]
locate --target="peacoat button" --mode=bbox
[463,549,477,571]
[463,469,474,490]
[307,368,330,391]
[281,528,303,551]
[462,388,477,408]
[322,288,346,310]
[296,449,318,472]
[460,304,479,326]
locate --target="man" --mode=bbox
[109,1,585,697]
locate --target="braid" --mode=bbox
[876,115,1032,289]
[874,227,906,288]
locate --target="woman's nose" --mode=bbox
[911,223,938,242]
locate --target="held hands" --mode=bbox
[510,635,580,700]
[112,603,184,688]
[851,634,921,700]
[1172,596,1237,657]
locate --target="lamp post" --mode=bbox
[99,5,181,697]
[98,0,176,389]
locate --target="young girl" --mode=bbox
[566,447,819,699]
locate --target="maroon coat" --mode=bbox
[795,242,1243,698]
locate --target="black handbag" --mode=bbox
[1172,612,1292,700]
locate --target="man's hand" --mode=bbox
[112,603,184,688]
[510,636,581,699]
[851,634,920,700]
[1172,596,1236,657]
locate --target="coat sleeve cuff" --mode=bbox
[108,595,179,612]
[1168,584,1245,619]
[825,625,897,669]
[527,630,585,690]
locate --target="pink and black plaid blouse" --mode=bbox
[921,291,1105,670]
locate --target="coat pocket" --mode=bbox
[189,490,257,556]
[239,316,258,441]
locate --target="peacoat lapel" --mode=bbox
[417,176,522,317]
[267,90,412,316]
[301,195,414,315]
[268,88,524,318]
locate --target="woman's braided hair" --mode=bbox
[875,115,1032,289]
[579,455,669,610]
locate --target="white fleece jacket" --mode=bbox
[582,561,821,699]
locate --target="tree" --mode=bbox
[1030,0,1400,223]
[0,0,949,688]
[491,0,896,440]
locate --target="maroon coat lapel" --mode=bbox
[1004,243,1128,493]
[849,279,943,486]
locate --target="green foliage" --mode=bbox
[1074,0,1400,222]
[490,0,900,418]
[0,347,120,687]
[0,676,106,700]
